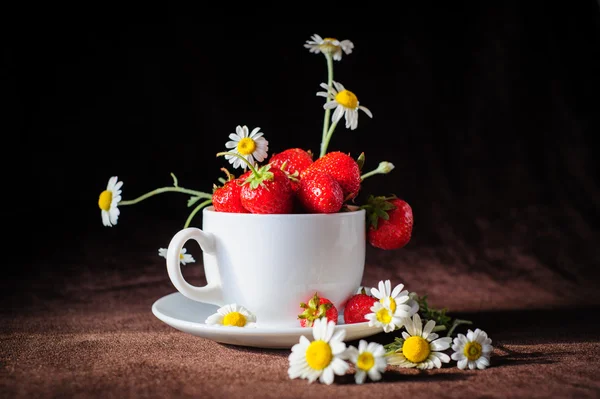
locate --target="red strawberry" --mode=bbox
[365,195,413,250]
[343,288,378,324]
[298,292,339,327]
[301,151,361,200]
[212,169,249,213]
[269,148,313,176]
[240,165,294,214]
[297,171,343,214]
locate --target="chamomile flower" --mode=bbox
[205,304,257,328]
[345,340,387,384]
[98,176,123,227]
[451,328,493,370]
[371,280,414,316]
[158,247,195,265]
[316,81,372,130]
[224,125,268,170]
[365,297,409,333]
[386,313,452,370]
[288,318,349,385]
[304,34,354,61]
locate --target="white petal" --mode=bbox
[432,351,450,363]
[249,127,261,137]
[412,314,423,336]
[320,368,334,385]
[225,141,237,149]
[323,101,338,110]
[390,284,404,298]
[333,81,344,92]
[422,320,436,339]
[101,210,111,227]
[332,105,344,124]
[330,357,349,375]
[359,105,373,118]
[451,351,465,361]
[430,337,451,351]
[404,317,416,336]
[229,133,241,141]
[476,356,490,369]
[354,371,366,384]
[457,358,468,369]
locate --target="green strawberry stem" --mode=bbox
[320,53,334,156]
[216,151,275,189]
[319,119,339,158]
[118,172,213,207]
[215,152,261,177]
[360,161,395,181]
[183,199,213,228]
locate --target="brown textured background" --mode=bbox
[4,2,600,398]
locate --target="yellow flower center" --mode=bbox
[376,307,392,324]
[179,253,184,260]
[356,352,375,371]
[464,342,482,361]
[402,336,431,363]
[380,297,397,313]
[222,312,247,327]
[98,190,113,211]
[319,38,339,54]
[335,90,358,109]
[305,340,332,370]
[237,137,256,156]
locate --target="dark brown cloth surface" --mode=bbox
[2,228,600,399]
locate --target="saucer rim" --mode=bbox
[151,292,382,335]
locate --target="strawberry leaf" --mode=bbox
[361,194,398,230]
[356,152,365,171]
[242,164,274,190]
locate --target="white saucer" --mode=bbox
[151,292,386,349]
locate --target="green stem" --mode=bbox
[216,152,260,177]
[320,53,334,151]
[360,169,379,181]
[119,187,212,206]
[447,319,473,337]
[319,119,339,158]
[183,199,213,229]
[432,325,447,333]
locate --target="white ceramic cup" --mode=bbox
[165,206,366,328]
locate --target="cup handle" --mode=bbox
[166,227,223,305]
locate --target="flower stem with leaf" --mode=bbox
[118,173,213,208]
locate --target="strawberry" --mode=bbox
[298,292,338,327]
[343,287,378,324]
[212,169,249,213]
[301,151,361,200]
[269,148,314,176]
[363,195,413,250]
[240,164,294,214]
[296,171,343,214]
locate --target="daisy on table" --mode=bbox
[288,318,348,385]
[386,313,452,369]
[205,304,256,328]
[345,340,387,384]
[451,328,493,370]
